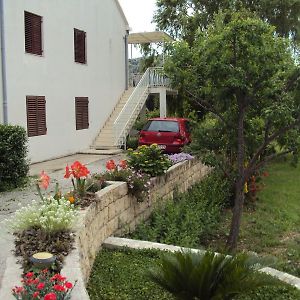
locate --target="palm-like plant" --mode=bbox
[148,251,276,300]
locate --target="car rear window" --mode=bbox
[143,120,179,132]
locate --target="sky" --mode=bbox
[118,0,157,32]
[118,0,157,57]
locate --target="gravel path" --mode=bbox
[0,153,125,288]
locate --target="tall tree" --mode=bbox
[154,0,300,45]
[164,11,300,251]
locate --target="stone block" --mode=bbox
[108,203,116,221]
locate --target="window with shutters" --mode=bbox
[24,11,43,56]
[74,29,86,64]
[26,96,47,137]
[75,97,89,130]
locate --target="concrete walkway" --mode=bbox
[0,152,125,288]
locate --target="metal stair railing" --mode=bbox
[113,67,167,147]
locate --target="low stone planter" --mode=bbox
[0,159,210,299]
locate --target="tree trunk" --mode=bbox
[227,101,246,252]
[227,179,245,252]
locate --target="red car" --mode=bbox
[138,117,191,153]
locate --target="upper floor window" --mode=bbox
[24,11,43,56]
[74,28,86,64]
[26,96,47,137]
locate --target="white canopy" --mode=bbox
[128,31,173,44]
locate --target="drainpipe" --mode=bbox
[0,0,8,124]
[124,30,129,90]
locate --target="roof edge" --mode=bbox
[114,0,130,30]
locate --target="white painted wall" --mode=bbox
[0,14,3,125]
[3,0,128,162]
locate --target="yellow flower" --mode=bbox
[244,182,248,194]
[127,148,133,151]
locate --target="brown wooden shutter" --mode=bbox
[74,29,86,64]
[75,97,89,130]
[24,11,43,55]
[26,96,47,137]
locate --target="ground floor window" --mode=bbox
[75,97,89,130]
[26,96,47,137]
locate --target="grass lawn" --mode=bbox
[206,158,300,276]
[87,248,300,300]
[87,248,174,300]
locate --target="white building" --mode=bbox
[0,0,173,163]
[0,0,130,163]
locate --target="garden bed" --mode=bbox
[87,248,300,300]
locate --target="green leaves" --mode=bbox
[127,145,172,177]
[0,125,29,191]
[149,251,277,300]
[131,171,231,247]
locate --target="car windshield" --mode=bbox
[143,120,179,133]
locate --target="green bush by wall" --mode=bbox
[0,125,29,191]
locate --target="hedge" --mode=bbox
[0,125,29,191]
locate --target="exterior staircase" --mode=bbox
[92,67,171,150]
[92,87,135,149]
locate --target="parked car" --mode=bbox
[138,118,191,153]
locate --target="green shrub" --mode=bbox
[149,251,277,300]
[0,124,29,191]
[127,144,172,177]
[130,171,231,247]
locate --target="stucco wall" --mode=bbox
[0,6,3,125]
[3,0,128,162]
[63,159,211,289]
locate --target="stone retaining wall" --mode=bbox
[62,159,210,296]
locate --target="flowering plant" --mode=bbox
[127,144,172,177]
[6,197,77,233]
[64,161,90,197]
[102,159,150,202]
[36,171,63,202]
[12,269,75,300]
[167,153,194,164]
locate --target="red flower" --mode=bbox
[37,282,45,290]
[64,161,90,179]
[65,281,73,289]
[44,293,57,300]
[64,165,71,179]
[53,284,65,292]
[71,161,90,178]
[39,171,50,190]
[33,291,40,298]
[119,160,127,169]
[33,278,39,285]
[25,272,34,278]
[26,278,35,285]
[106,159,116,171]
[12,286,24,294]
[51,274,66,282]
[262,171,269,177]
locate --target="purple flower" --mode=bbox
[167,153,194,164]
